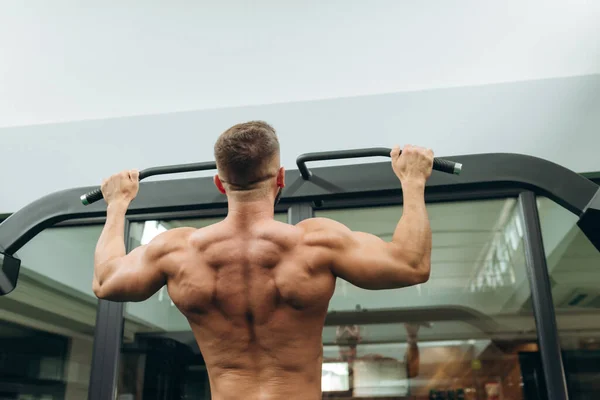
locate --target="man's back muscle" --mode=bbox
[164,219,336,400]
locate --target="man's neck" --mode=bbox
[226,198,276,223]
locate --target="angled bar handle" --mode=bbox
[80,161,217,206]
[296,147,462,180]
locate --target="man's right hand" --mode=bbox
[391,145,434,185]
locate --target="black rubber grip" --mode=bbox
[433,157,459,175]
[297,147,462,180]
[82,188,104,206]
[81,161,217,206]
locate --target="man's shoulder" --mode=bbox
[158,227,197,241]
[296,217,351,251]
[147,227,197,253]
[296,217,344,232]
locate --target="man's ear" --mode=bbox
[277,167,286,188]
[214,175,226,195]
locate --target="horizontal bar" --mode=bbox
[296,147,461,180]
[81,161,217,206]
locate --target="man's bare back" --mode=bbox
[92,122,434,399]
[164,218,335,400]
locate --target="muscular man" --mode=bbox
[93,121,433,400]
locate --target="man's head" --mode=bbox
[214,121,284,201]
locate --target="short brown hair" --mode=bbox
[214,121,280,190]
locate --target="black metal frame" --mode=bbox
[519,192,569,400]
[88,300,125,400]
[0,152,599,400]
[87,220,130,400]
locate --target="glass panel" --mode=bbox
[118,214,287,399]
[316,199,537,399]
[538,197,600,398]
[0,226,100,399]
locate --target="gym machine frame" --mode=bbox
[0,150,599,400]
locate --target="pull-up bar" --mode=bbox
[80,147,462,206]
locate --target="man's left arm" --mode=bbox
[92,169,190,302]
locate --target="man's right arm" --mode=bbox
[299,145,433,290]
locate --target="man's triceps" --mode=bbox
[328,229,425,290]
[93,230,182,302]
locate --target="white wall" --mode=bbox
[1,0,600,213]
[2,0,599,127]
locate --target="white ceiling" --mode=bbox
[1,0,599,127]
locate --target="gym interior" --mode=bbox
[2,3,600,400]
